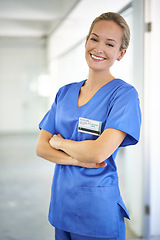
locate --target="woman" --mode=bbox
[36,12,141,240]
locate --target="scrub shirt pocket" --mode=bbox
[76,185,120,238]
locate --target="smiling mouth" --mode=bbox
[90,54,106,61]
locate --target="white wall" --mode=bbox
[147,0,160,236]
[2,0,160,238]
[0,38,48,133]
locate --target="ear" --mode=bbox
[117,49,126,61]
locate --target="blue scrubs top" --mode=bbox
[39,79,141,238]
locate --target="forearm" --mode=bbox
[36,140,78,165]
[36,130,106,168]
[57,138,102,163]
[37,138,107,168]
[50,129,126,163]
[36,130,79,166]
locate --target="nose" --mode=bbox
[94,42,104,54]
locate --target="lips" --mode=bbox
[90,54,106,61]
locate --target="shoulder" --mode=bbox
[113,79,137,91]
[55,80,85,102]
[108,79,140,110]
[58,80,84,94]
[112,79,139,99]
[59,81,78,90]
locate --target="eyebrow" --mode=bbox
[91,33,117,44]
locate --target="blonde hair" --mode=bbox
[86,12,130,51]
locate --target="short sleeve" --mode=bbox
[39,90,60,135]
[104,86,141,147]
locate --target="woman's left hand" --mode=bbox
[49,134,64,150]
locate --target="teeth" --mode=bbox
[91,54,105,60]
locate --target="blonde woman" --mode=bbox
[36,12,141,240]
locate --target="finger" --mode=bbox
[97,162,107,168]
[101,162,107,168]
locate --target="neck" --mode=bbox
[86,69,115,91]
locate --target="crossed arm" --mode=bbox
[36,129,126,168]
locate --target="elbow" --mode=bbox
[36,144,43,158]
[36,149,40,157]
[88,142,107,164]
[91,151,107,164]
[90,138,113,163]
[36,147,40,157]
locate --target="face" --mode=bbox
[85,20,126,72]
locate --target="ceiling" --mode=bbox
[0,0,80,38]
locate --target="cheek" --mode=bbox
[85,47,88,58]
[85,49,90,66]
[85,39,95,52]
[85,44,91,60]
[109,49,121,59]
[85,42,90,53]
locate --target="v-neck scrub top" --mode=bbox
[39,79,141,238]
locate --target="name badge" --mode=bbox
[78,117,102,136]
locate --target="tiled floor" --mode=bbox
[0,133,157,240]
[0,133,54,240]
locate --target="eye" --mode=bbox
[107,43,114,47]
[90,37,98,42]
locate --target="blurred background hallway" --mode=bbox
[0,0,160,239]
